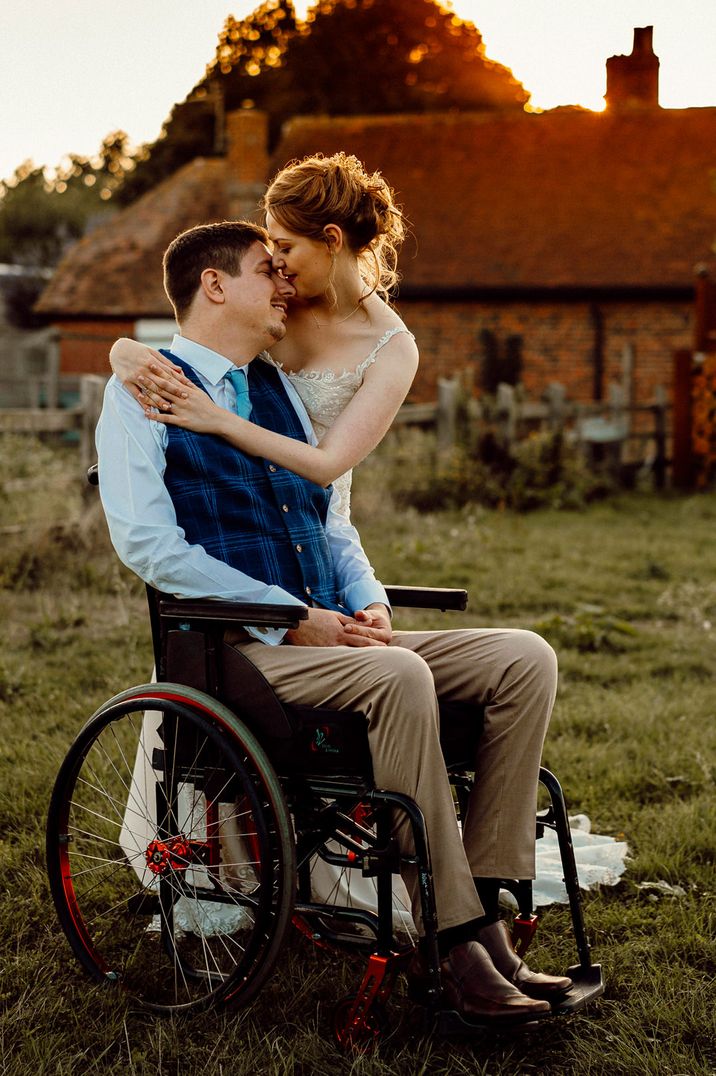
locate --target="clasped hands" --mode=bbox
[116,349,222,433]
[139,362,223,433]
[285,604,392,648]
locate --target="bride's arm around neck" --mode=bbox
[216,328,419,487]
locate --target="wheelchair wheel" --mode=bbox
[46,684,295,1013]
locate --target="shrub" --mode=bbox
[357,426,615,514]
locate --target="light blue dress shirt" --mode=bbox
[96,334,389,644]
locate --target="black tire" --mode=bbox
[46,684,295,1013]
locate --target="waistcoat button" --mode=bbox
[281,504,289,512]
[305,585,312,595]
[295,544,303,553]
[268,464,277,473]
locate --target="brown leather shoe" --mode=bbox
[476,920,572,1000]
[407,941,551,1023]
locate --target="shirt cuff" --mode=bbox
[341,579,391,617]
[246,585,307,646]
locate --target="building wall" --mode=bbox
[397,297,692,405]
[55,319,136,375]
[55,301,694,412]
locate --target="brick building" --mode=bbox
[36,29,716,409]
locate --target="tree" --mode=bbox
[0,132,136,324]
[213,0,527,116]
[117,0,529,204]
[0,131,136,267]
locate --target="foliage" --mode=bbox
[365,425,615,514]
[218,0,528,116]
[1,272,50,329]
[0,133,135,267]
[117,0,528,205]
[0,133,137,322]
[0,435,115,590]
[3,462,716,1073]
[533,606,639,653]
[214,0,299,77]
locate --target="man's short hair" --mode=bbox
[163,220,269,321]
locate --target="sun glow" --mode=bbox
[1,0,715,185]
[449,0,716,111]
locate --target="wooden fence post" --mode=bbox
[543,382,567,433]
[436,377,459,451]
[495,383,517,446]
[46,329,60,409]
[79,375,107,474]
[671,350,694,489]
[651,385,667,490]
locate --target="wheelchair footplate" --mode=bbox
[432,960,604,1038]
[551,961,604,1014]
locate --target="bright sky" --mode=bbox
[3,0,716,185]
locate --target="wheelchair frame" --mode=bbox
[47,580,603,1047]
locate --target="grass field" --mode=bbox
[1,442,716,1075]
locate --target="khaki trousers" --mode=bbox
[230,627,557,933]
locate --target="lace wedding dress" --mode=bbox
[262,325,413,516]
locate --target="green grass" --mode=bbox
[2,443,716,1073]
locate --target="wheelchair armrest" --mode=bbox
[158,598,309,630]
[384,586,468,611]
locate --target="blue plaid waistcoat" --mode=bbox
[161,352,342,611]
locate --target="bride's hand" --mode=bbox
[142,371,227,435]
[109,339,188,410]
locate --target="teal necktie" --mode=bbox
[224,367,252,420]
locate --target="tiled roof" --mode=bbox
[273,110,716,290]
[37,108,716,316]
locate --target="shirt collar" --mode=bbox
[170,334,250,385]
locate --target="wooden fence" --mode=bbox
[394,378,670,488]
[0,375,106,474]
[0,373,670,487]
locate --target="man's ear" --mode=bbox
[199,268,225,304]
[323,224,344,254]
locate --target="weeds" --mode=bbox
[355,426,615,514]
[534,607,639,653]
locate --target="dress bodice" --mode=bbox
[261,326,412,517]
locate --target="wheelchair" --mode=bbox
[46,538,603,1048]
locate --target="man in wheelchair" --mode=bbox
[94,220,570,1024]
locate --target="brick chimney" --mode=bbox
[225,108,269,221]
[605,26,660,111]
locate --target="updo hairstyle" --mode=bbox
[262,152,406,302]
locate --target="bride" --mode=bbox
[111,151,418,522]
[109,152,420,937]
